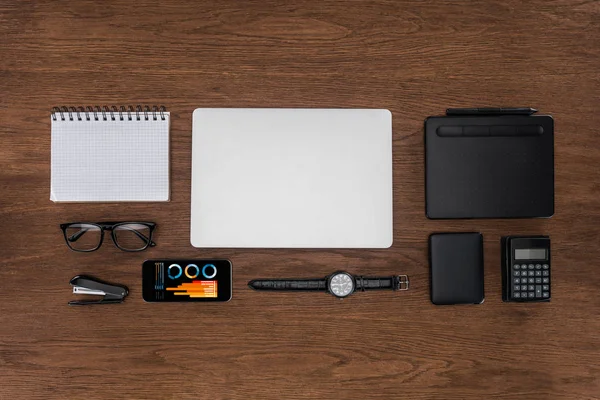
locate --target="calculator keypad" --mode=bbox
[511,263,550,301]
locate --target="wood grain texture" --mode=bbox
[1,0,599,399]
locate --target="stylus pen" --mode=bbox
[446,107,538,116]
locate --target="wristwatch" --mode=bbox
[248,271,409,298]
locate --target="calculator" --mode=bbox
[502,236,551,302]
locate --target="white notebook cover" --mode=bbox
[50,110,170,202]
[191,108,393,248]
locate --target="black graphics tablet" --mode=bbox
[425,114,554,219]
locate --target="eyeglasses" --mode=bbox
[60,222,156,252]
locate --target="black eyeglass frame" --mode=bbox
[60,221,157,252]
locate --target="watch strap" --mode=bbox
[355,275,409,291]
[248,279,327,291]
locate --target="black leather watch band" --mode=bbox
[355,276,408,291]
[249,279,327,291]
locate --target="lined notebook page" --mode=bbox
[50,113,170,202]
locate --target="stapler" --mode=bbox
[69,275,129,305]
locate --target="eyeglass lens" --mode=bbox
[65,223,102,251]
[113,223,152,251]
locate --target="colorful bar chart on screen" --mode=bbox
[166,280,218,298]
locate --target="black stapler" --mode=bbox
[69,275,129,305]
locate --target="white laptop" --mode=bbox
[191,108,393,248]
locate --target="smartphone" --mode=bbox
[142,259,232,302]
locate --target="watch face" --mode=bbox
[328,272,355,298]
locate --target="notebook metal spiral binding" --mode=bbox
[51,105,167,121]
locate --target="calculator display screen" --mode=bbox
[515,248,547,260]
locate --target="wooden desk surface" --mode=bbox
[1,1,599,399]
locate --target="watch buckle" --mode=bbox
[397,275,409,290]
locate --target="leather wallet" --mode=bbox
[429,233,484,305]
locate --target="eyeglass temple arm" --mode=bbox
[68,227,156,246]
[67,229,89,242]
[117,226,156,246]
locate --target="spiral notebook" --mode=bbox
[50,106,170,202]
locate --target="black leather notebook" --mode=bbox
[425,114,554,219]
[430,233,484,305]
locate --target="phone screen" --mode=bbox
[142,259,232,302]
